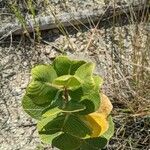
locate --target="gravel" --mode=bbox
[1,22,150,149]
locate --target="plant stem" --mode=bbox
[63,86,68,102]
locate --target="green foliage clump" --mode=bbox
[22,55,114,150]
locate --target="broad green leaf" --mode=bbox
[22,95,47,120]
[63,115,91,138]
[52,56,72,76]
[26,81,57,105]
[93,75,103,90]
[101,116,114,140]
[53,75,81,89]
[52,133,81,150]
[75,62,96,94]
[38,115,58,131]
[75,62,95,81]
[22,56,111,150]
[49,90,64,109]
[37,115,62,144]
[79,91,100,114]
[79,100,95,115]
[42,115,65,134]
[31,65,57,82]
[78,76,102,115]
[79,137,107,150]
[61,101,86,112]
[42,114,91,139]
[27,65,59,105]
[52,56,86,76]
[70,60,86,75]
[42,102,85,117]
[42,107,62,118]
[82,80,95,94]
[78,116,114,150]
[68,87,83,102]
[38,132,62,145]
[40,90,65,118]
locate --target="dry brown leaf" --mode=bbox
[98,94,113,117]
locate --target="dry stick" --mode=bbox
[45,1,76,51]
[84,4,112,52]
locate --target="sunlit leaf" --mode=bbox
[63,115,91,138]
[22,95,47,120]
[61,101,86,112]
[70,60,86,75]
[52,56,86,76]
[53,75,81,89]
[79,90,100,114]
[93,75,103,90]
[84,112,109,138]
[31,65,57,82]
[82,80,95,94]
[26,81,57,105]
[75,63,96,94]
[37,115,62,144]
[75,62,95,81]
[22,55,114,150]
[78,116,114,149]
[52,56,72,76]
[101,116,114,140]
[42,107,62,118]
[38,132,62,145]
[26,64,58,105]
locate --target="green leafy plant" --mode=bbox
[22,55,114,150]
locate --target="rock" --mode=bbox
[76,32,82,37]
[23,62,28,67]
[21,83,28,89]
[44,46,51,55]
[79,45,85,51]
[70,37,76,43]
[12,88,22,96]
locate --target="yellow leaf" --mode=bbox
[84,112,109,138]
[81,94,113,138]
[98,94,113,117]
